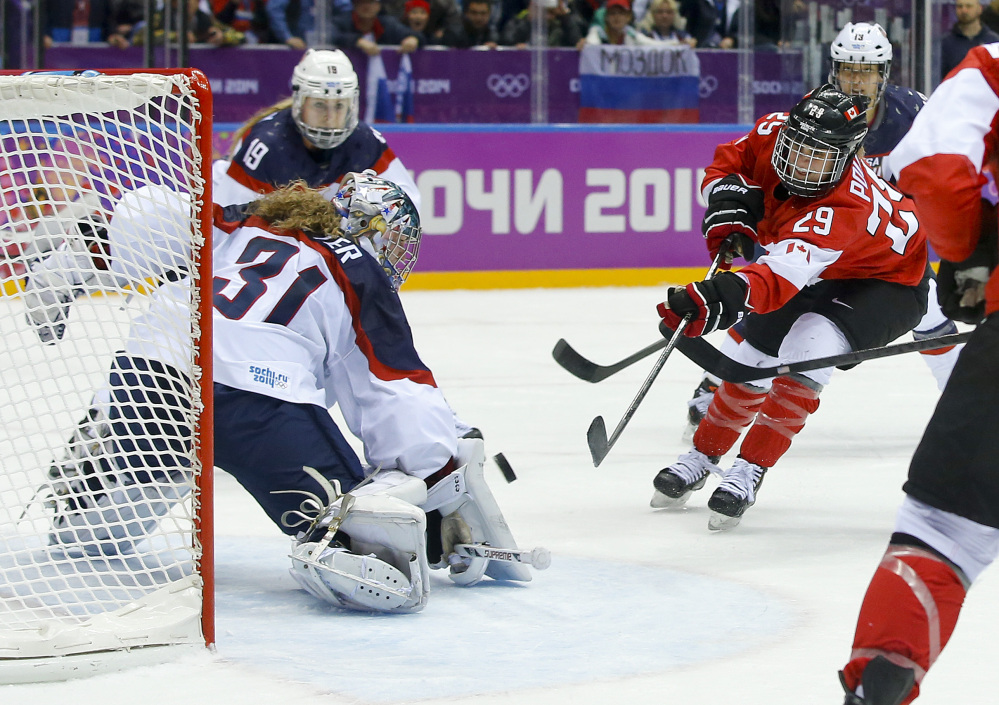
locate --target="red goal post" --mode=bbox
[0,68,214,682]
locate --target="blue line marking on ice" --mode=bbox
[214,537,791,701]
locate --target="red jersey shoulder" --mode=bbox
[957,44,999,95]
[706,112,787,189]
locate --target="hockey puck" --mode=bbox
[493,453,517,483]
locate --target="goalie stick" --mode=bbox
[453,543,551,570]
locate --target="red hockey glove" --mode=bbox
[702,174,764,269]
[657,272,749,338]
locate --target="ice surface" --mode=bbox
[5,285,998,705]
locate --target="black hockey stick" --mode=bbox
[587,247,730,467]
[553,337,667,383]
[664,328,973,383]
[556,322,972,385]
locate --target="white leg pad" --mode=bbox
[424,438,531,585]
[51,470,191,556]
[289,494,429,613]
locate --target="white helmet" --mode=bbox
[828,22,892,106]
[332,171,422,290]
[291,49,359,150]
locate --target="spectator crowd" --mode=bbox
[42,0,785,52]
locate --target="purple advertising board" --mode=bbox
[42,46,803,125]
[376,125,744,272]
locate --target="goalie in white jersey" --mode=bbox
[26,174,535,614]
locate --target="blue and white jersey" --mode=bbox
[209,203,454,474]
[213,108,420,213]
[863,84,927,178]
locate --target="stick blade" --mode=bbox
[552,338,602,383]
[586,416,610,467]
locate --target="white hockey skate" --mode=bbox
[289,490,429,613]
[707,457,767,531]
[682,376,719,443]
[651,449,720,508]
[423,438,531,586]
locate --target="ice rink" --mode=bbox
[6,284,999,705]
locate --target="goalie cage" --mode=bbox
[0,69,214,683]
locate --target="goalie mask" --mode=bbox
[829,22,892,107]
[333,171,421,289]
[291,49,359,150]
[771,85,869,198]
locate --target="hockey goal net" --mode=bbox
[0,69,213,682]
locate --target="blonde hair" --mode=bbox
[638,0,685,34]
[247,180,341,235]
[229,98,294,155]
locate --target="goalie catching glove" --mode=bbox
[657,272,749,338]
[702,174,764,268]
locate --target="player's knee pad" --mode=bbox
[352,468,428,506]
[422,438,530,586]
[778,313,849,387]
[289,493,429,613]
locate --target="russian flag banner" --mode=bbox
[395,54,415,123]
[365,54,397,124]
[578,44,700,123]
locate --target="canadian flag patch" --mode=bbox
[844,106,859,120]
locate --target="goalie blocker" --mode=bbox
[289,438,538,613]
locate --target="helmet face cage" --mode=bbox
[772,85,869,197]
[292,49,360,150]
[828,22,892,106]
[772,128,852,197]
[333,172,422,289]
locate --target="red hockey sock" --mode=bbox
[692,381,767,457]
[841,545,967,703]
[738,375,820,468]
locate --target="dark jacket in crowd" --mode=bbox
[941,23,999,80]
[332,11,418,47]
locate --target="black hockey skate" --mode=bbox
[839,655,916,705]
[682,377,718,443]
[707,457,767,530]
[651,449,720,508]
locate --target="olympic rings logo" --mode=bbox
[487,73,531,98]
[699,75,718,99]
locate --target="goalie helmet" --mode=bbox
[291,49,359,150]
[829,22,892,107]
[332,171,422,290]
[771,84,869,198]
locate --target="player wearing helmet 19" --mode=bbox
[651,85,930,531]
[213,49,419,212]
[679,22,961,443]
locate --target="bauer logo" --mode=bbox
[249,365,289,390]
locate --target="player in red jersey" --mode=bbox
[652,84,930,530]
[837,43,999,705]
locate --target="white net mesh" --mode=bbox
[0,71,210,669]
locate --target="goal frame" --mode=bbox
[0,66,215,677]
